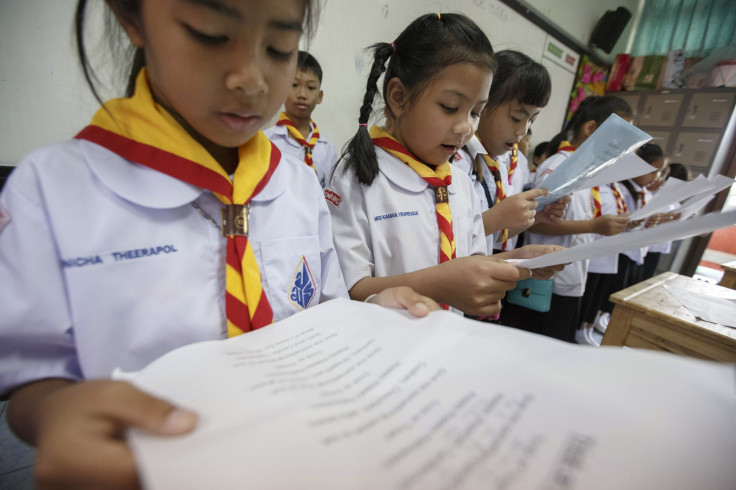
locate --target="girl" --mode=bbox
[454,49,567,255]
[587,145,673,338]
[523,96,634,342]
[327,13,562,317]
[0,1,436,487]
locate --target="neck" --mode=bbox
[288,113,312,138]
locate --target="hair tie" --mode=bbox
[358,123,368,128]
[390,42,396,54]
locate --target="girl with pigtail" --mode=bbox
[327,12,563,317]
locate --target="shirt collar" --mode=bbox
[81,139,286,208]
[377,147,457,194]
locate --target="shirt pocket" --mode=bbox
[259,236,322,321]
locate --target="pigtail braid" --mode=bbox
[339,42,395,186]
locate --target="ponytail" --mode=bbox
[339,43,394,185]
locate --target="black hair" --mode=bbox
[635,142,664,164]
[485,50,551,113]
[668,162,690,181]
[547,95,633,155]
[533,141,549,160]
[526,127,532,136]
[339,13,496,186]
[75,0,319,104]
[297,51,323,83]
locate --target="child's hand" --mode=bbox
[502,244,567,280]
[368,286,441,317]
[534,195,570,224]
[492,188,549,230]
[438,256,530,316]
[594,213,630,236]
[31,380,197,489]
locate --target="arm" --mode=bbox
[8,379,197,489]
[529,213,630,237]
[349,256,529,316]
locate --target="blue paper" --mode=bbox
[535,114,651,209]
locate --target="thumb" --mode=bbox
[102,381,198,436]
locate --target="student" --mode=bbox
[532,141,549,172]
[264,50,338,188]
[522,96,633,342]
[454,50,566,254]
[327,13,562,317]
[0,1,437,487]
[518,127,533,159]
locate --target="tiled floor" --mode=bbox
[0,401,35,490]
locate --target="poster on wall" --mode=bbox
[565,55,609,125]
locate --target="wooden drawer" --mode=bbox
[683,92,735,128]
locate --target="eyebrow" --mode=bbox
[442,89,488,105]
[182,0,303,31]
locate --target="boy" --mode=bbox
[264,51,338,188]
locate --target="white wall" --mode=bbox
[0,0,641,166]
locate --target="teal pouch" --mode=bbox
[506,278,553,313]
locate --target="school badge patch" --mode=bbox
[289,256,316,310]
[324,189,342,207]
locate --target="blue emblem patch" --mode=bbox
[289,256,315,309]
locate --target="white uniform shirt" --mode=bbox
[620,181,651,265]
[527,152,595,297]
[264,123,339,189]
[0,140,348,394]
[498,150,529,250]
[452,137,509,254]
[327,147,486,303]
[587,183,624,274]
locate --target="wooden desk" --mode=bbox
[602,272,736,362]
[720,261,736,290]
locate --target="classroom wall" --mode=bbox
[0,0,641,166]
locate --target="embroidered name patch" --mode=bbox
[61,244,179,268]
[289,256,315,310]
[373,210,419,222]
[324,189,342,207]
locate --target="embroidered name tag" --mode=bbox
[324,189,342,208]
[61,244,179,268]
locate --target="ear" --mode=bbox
[385,77,408,119]
[582,120,597,138]
[107,0,145,48]
[317,89,324,105]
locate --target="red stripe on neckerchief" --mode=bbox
[611,183,628,214]
[369,126,455,310]
[75,68,278,336]
[507,144,519,185]
[276,111,318,170]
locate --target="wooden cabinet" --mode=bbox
[613,87,736,276]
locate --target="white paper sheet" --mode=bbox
[535,114,651,209]
[123,300,736,490]
[514,209,736,269]
[675,175,736,220]
[628,175,734,221]
[576,152,656,190]
[663,283,736,328]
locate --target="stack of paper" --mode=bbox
[123,300,736,490]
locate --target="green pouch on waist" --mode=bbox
[506,278,553,313]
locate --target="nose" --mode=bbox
[453,113,475,139]
[224,49,268,96]
[515,120,531,140]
